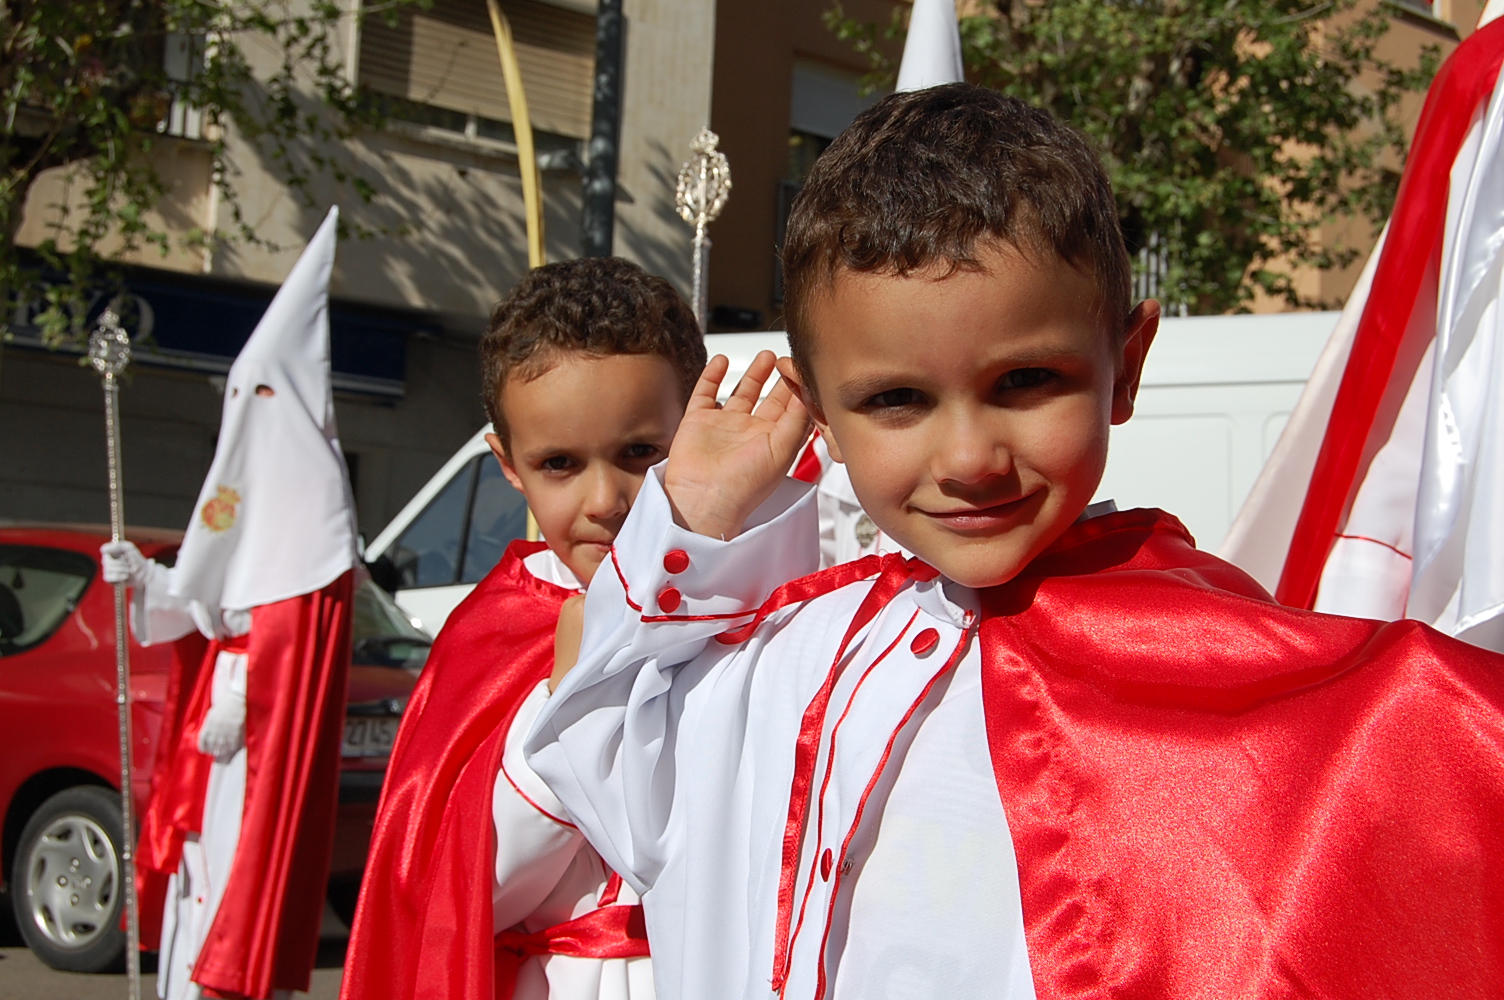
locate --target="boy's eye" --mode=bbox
[999,368,1054,390]
[540,455,575,472]
[623,443,660,461]
[864,387,923,409]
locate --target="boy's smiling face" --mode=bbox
[489,351,685,585]
[798,241,1158,589]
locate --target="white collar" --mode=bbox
[912,576,980,630]
[522,547,586,592]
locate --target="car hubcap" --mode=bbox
[23,813,117,949]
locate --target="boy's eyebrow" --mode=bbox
[518,443,566,463]
[835,372,913,402]
[517,432,667,464]
[835,346,1089,401]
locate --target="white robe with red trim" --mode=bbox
[494,683,655,1000]
[525,470,1036,1000]
[493,549,655,1000]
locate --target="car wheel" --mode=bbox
[10,785,127,973]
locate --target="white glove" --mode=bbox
[197,695,246,761]
[99,541,152,588]
[198,648,248,761]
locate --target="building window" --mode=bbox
[788,130,832,186]
[358,0,596,146]
[776,61,887,303]
[160,32,205,139]
[1388,0,1456,24]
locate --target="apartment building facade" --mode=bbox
[1,0,714,537]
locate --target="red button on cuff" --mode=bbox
[911,627,940,656]
[820,848,834,881]
[663,549,690,574]
[657,587,683,614]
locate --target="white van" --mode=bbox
[366,319,1335,636]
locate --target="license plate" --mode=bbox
[343,716,399,758]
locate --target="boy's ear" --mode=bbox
[1111,300,1161,426]
[774,357,843,463]
[486,432,527,494]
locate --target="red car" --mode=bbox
[0,523,430,972]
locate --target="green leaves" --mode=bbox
[0,0,407,349]
[828,0,1437,313]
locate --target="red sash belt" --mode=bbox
[493,902,649,999]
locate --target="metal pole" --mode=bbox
[88,310,139,1000]
[692,226,710,331]
[582,0,623,257]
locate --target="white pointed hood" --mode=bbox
[896,0,964,92]
[171,207,358,613]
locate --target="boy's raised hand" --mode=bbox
[664,351,811,540]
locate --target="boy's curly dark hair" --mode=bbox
[480,257,705,441]
[782,84,1131,394]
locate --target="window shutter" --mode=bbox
[359,0,595,139]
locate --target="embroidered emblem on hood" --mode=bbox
[200,486,242,533]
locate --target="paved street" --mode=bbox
[0,903,347,999]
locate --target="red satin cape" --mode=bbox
[193,571,354,999]
[342,541,634,1000]
[980,509,1504,997]
[1278,19,1504,608]
[134,573,353,998]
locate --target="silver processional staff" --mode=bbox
[87,307,141,1000]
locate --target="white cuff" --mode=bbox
[130,561,196,646]
[602,465,819,625]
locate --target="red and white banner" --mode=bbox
[1221,13,1504,650]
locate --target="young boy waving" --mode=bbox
[526,86,1504,1000]
[342,258,704,1000]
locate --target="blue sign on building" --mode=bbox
[11,268,435,398]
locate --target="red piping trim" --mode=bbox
[811,628,972,1000]
[769,555,939,993]
[498,711,578,830]
[640,610,760,623]
[610,547,644,612]
[1333,533,1413,560]
[723,554,932,647]
[784,610,919,983]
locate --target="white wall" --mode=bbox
[1094,312,1336,551]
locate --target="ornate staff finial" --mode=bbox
[87,307,132,379]
[675,127,732,331]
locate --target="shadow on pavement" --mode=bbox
[0,895,21,948]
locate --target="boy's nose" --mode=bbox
[932,412,1013,486]
[582,466,631,521]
